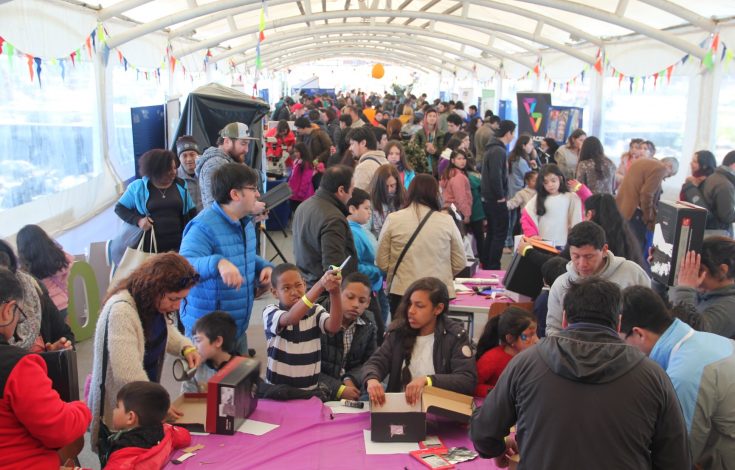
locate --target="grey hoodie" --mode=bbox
[471,325,690,469]
[195,146,236,210]
[545,251,650,336]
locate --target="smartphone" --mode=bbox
[418,453,454,469]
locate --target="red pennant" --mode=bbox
[618,73,624,87]
[206,49,213,57]
[533,64,540,76]
[594,56,603,75]
[170,56,177,72]
[26,54,34,81]
[0,37,4,55]
[70,51,76,66]
[259,31,265,42]
[653,72,659,88]
[85,37,92,59]
[712,33,720,51]
[666,65,673,84]
[117,50,123,64]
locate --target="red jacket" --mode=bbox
[475,346,514,397]
[104,424,191,470]
[0,342,91,470]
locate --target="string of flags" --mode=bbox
[0,23,731,91]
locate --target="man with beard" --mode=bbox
[196,122,257,210]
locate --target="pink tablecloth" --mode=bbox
[449,269,514,312]
[164,398,499,470]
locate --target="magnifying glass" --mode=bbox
[172,358,197,382]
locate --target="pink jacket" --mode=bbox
[41,252,75,311]
[288,160,316,202]
[440,170,472,223]
[520,183,591,237]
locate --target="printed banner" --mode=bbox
[546,106,584,143]
[516,93,552,138]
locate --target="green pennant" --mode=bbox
[7,43,14,67]
[703,50,714,70]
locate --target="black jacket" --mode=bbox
[319,310,378,398]
[292,188,358,287]
[471,324,691,469]
[361,316,477,396]
[37,280,75,347]
[480,138,509,202]
[684,166,735,230]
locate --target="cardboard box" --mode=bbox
[651,200,707,286]
[503,239,559,298]
[370,387,475,442]
[454,259,478,279]
[173,356,260,435]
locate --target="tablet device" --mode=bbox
[259,182,292,210]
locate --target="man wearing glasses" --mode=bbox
[180,163,273,356]
[197,122,266,212]
[0,267,91,466]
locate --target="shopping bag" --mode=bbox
[110,227,157,285]
[108,222,144,267]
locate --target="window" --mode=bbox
[716,73,735,160]
[0,58,100,210]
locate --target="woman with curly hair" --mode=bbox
[114,149,197,256]
[87,252,202,452]
[362,277,477,406]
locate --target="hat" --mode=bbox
[292,103,304,111]
[176,136,201,156]
[220,122,256,140]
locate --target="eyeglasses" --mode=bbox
[179,273,201,288]
[240,186,259,193]
[14,304,27,324]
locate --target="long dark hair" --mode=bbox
[578,136,611,180]
[700,236,735,281]
[371,164,406,218]
[384,140,413,172]
[388,277,449,387]
[584,194,644,268]
[442,149,469,181]
[535,164,567,217]
[105,252,199,335]
[405,174,441,211]
[509,134,532,166]
[17,224,69,279]
[293,142,313,170]
[476,307,536,359]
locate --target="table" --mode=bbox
[164,398,499,470]
[449,270,531,341]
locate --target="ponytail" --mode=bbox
[476,307,536,359]
[476,315,501,359]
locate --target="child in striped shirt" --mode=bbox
[262,263,342,391]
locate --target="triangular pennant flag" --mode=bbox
[97,24,105,43]
[725,49,734,71]
[7,43,14,67]
[641,76,646,92]
[666,65,673,83]
[712,33,720,52]
[117,50,123,64]
[703,50,714,70]
[618,72,624,87]
[91,30,96,53]
[580,70,585,82]
[34,57,42,88]
[60,58,66,80]
[259,31,265,42]
[629,76,634,94]
[681,54,689,65]
[653,72,658,88]
[0,37,4,56]
[170,56,177,73]
[85,36,92,59]
[594,56,603,75]
[26,54,34,82]
[533,63,540,76]
[70,51,76,67]
[123,57,128,71]
[722,45,727,61]
[259,8,266,33]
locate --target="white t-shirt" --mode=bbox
[407,333,436,379]
[525,192,582,247]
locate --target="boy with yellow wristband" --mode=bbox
[261,263,342,394]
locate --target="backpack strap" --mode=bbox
[388,210,435,291]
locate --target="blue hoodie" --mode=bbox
[348,220,383,292]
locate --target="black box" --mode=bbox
[40,349,79,402]
[651,200,707,286]
[173,356,260,435]
[455,259,478,279]
[503,240,559,298]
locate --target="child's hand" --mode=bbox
[341,385,361,401]
[405,376,427,406]
[367,379,385,406]
[320,270,341,293]
[166,405,184,422]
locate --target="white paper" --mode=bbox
[189,432,209,436]
[363,430,420,454]
[371,393,422,413]
[325,401,369,414]
[236,419,279,436]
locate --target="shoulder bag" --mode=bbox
[387,210,434,291]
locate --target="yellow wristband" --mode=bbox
[182,346,196,357]
[426,376,432,387]
[521,245,534,257]
[337,385,346,399]
[573,182,582,192]
[302,295,314,309]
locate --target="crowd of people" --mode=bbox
[1,88,735,469]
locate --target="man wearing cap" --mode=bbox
[290,103,306,120]
[196,122,259,210]
[176,135,203,212]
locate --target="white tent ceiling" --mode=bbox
[83,0,735,75]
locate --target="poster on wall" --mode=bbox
[481,89,495,117]
[516,93,552,138]
[546,106,584,144]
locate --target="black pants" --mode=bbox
[467,219,485,261]
[482,200,509,270]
